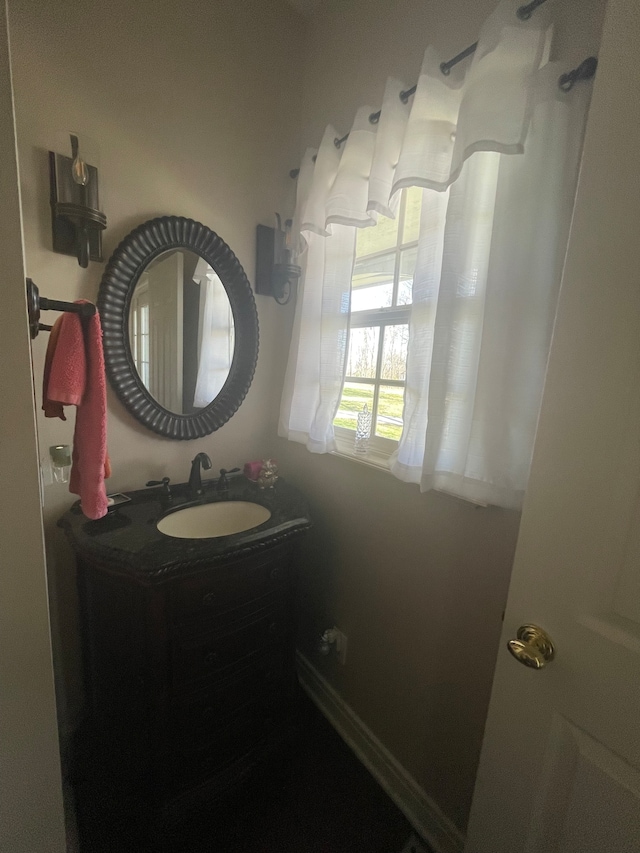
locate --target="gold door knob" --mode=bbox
[507,624,555,669]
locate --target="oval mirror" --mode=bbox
[98,217,258,439]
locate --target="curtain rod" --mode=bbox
[290,0,595,180]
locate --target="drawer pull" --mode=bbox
[268,621,279,636]
[204,651,220,666]
[269,568,280,582]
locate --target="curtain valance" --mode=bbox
[279,0,592,508]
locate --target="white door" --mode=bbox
[148,251,184,411]
[466,2,640,851]
[0,4,66,851]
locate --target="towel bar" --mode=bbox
[26,277,96,339]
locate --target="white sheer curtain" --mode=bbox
[279,0,592,508]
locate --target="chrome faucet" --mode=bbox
[188,452,212,497]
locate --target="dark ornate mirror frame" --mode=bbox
[98,216,259,440]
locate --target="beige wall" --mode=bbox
[0,1,66,848]
[10,0,305,500]
[274,0,607,832]
[8,0,305,730]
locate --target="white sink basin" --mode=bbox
[157,501,271,539]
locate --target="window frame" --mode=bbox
[333,188,419,462]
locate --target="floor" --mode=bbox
[73,695,428,853]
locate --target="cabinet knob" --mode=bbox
[269,568,280,582]
[204,651,220,666]
[268,621,279,636]
[202,592,216,606]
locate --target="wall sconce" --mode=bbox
[49,133,106,268]
[255,216,301,305]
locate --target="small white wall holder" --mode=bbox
[49,444,72,484]
[318,626,348,664]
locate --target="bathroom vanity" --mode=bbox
[59,476,311,834]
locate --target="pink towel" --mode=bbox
[46,304,109,520]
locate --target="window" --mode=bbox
[333,187,421,458]
[280,19,583,506]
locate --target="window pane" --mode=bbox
[402,185,422,244]
[351,283,394,312]
[398,247,417,306]
[356,214,399,258]
[351,252,394,311]
[376,384,405,441]
[346,327,380,378]
[334,382,375,432]
[381,324,409,381]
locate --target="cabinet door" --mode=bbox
[77,563,151,718]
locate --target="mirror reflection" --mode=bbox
[129,249,235,415]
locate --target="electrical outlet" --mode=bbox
[334,627,348,665]
[400,831,431,853]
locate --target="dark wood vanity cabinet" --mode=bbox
[63,481,311,833]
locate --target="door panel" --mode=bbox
[149,251,183,411]
[527,715,640,853]
[612,491,640,625]
[466,1,640,850]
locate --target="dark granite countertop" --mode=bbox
[58,476,311,581]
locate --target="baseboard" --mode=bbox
[296,651,465,853]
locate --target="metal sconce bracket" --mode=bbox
[255,223,301,305]
[49,135,107,268]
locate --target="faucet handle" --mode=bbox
[217,467,240,492]
[146,477,171,497]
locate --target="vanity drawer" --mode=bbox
[170,606,289,687]
[170,589,287,641]
[171,653,288,738]
[170,545,293,624]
